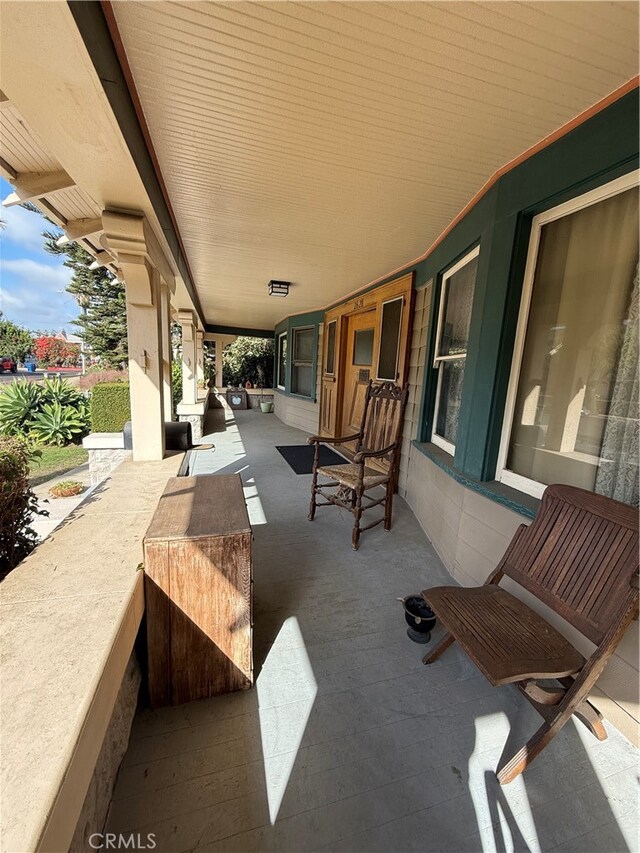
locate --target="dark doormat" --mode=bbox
[276,444,350,475]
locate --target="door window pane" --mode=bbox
[506,186,639,506]
[325,321,336,375]
[377,298,403,380]
[353,328,374,365]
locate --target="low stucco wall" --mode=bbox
[69,654,141,852]
[402,447,640,746]
[0,454,183,852]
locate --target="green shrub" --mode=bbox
[222,337,274,387]
[30,401,90,446]
[40,376,85,407]
[0,378,90,446]
[91,382,131,432]
[171,361,182,418]
[0,436,47,578]
[0,381,42,436]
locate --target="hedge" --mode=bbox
[91,382,131,433]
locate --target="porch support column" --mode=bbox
[178,310,198,405]
[205,335,237,390]
[214,338,223,390]
[102,210,168,462]
[196,330,205,392]
[160,279,173,422]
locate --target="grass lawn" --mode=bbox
[29,445,89,486]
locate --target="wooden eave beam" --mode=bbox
[88,251,114,270]
[2,169,75,206]
[56,217,103,246]
[0,157,17,181]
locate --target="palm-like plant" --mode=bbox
[29,401,88,446]
[0,381,42,435]
[41,376,84,407]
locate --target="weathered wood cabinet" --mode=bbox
[143,474,252,707]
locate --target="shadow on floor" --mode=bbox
[105,408,638,852]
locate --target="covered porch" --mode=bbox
[103,407,638,852]
[0,3,638,851]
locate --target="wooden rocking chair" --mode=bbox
[422,484,639,784]
[308,380,409,550]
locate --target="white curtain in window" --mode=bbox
[594,264,639,506]
[508,186,639,499]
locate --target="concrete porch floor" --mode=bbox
[106,407,639,853]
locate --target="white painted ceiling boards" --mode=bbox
[112,1,639,329]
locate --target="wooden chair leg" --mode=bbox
[384,479,394,531]
[352,485,364,550]
[496,718,562,785]
[573,699,608,741]
[497,685,608,784]
[422,631,455,664]
[308,446,319,521]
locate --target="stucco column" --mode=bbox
[102,210,170,462]
[214,338,223,390]
[178,310,198,405]
[160,280,173,422]
[196,330,205,393]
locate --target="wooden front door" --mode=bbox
[341,310,376,441]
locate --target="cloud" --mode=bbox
[0,257,76,331]
[0,203,55,253]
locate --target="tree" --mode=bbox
[222,337,274,387]
[41,232,128,368]
[0,316,33,361]
[18,201,128,368]
[33,335,80,367]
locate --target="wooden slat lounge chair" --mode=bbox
[422,484,639,784]
[308,380,409,550]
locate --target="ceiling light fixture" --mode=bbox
[268,280,290,297]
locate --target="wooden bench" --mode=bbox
[422,484,639,784]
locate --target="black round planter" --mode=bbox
[400,595,436,644]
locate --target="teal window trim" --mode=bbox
[411,440,538,519]
[273,310,324,402]
[416,90,639,497]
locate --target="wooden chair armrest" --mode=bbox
[353,443,396,463]
[631,571,639,592]
[307,433,361,446]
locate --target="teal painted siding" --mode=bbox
[417,89,639,485]
[273,310,324,401]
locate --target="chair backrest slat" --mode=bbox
[500,484,639,645]
[358,381,409,471]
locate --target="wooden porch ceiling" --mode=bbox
[109,2,637,329]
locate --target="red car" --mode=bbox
[0,356,17,373]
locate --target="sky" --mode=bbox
[0,177,78,333]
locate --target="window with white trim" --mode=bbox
[431,247,479,454]
[291,326,315,397]
[276,332,287,390]
[498,172,639,506]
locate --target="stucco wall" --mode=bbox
[274,325,322,435]
[70,654,141,852]
[401,284,640,747]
